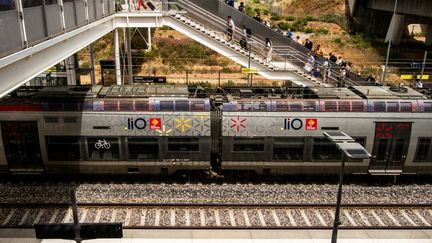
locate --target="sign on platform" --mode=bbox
[133,76,166,83]
[400,74,429,80]
[241,68,257,74]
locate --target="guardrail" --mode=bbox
[0,0,117,58]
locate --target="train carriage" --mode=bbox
[0,84,432,175]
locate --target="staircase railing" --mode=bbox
[178,0,371,87]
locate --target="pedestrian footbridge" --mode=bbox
[0,0,365,98]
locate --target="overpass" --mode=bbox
[347,0,432,45]
[0,0,368,98]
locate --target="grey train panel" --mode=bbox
[0,10,23,55]
[64,2,78,31]
[41,112,211,137]
[23,7,47,44]
[45,4,62,36]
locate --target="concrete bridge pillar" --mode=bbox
[385,13,406,45]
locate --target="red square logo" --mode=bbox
[306,118,317,130]
[149,118,161,130]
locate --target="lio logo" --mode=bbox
[127,118,147,130]
[283,118,303,130]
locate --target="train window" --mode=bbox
[0,0,16,10]
[160,101,174,111]
[175,100,190,111]
[373,102,385,112]
[254,101,267,111]
[387,102,399,112]
[351,101,365,112]
[275,101,288,112]
[87,137,120,160]
[324,101,337,112]
[119,100,133,111]
[104,100,118,111]
[303,101,317,111]
[63,116,78,123]
[338,101,350,112]
[44,0,57,5]
[47,102,63,111]
[415,138,432,162]
[289,102,302,112]
[272,137,304,161]
[135,100,149,111]
[400,102,412,112]
[22,0,43,8]
[83,100,93,111]
[191,100,206,111]
[424,102,432,112]
[240,102,253,111]
[44,116,59,123]
[64,102,79,111]
[168,137,199,152]
[312,138,341,161]
[46,136,80,161]
[233,137,265,152]
[127,137,159,159]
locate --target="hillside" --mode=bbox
[78,0,412,86]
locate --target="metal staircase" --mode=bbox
[167,8,326,86]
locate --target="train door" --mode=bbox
[369,122,411,173]
[1,121,43,172]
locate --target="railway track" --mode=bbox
[1,204,431,229]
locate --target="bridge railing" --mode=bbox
[0,0,117,58]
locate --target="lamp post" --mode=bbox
[381,0,398,84]
[247,40,256,87]
[323,132,371,243]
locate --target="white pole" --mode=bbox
[420,51,428,81]
[114,29,122,85]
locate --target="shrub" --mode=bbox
[304,27,313,34]
[285,16,295,21]
[253,0,260,3]
[314,28,329,35]
[221,67,233,73]
[245,5,254,16]
[278,21,290,30]
[270,15,282,21]
[349,34,372,49]
[319,13,348,29]
[333,37,345,47]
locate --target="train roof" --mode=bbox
[4,84,428,101]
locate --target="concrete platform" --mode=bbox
[0,229,431,243]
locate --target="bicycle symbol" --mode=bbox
[95,139,111,149]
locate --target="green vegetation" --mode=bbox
[270,15,282,21]
[277,21,290,30]
[333,37,345,47]
[285,16,296,21]
[319,13,348,29]
[314,28,330,35]
[348,34,372,49]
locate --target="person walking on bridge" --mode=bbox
[226,16,235,42]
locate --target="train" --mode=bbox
[0,84,431,176]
